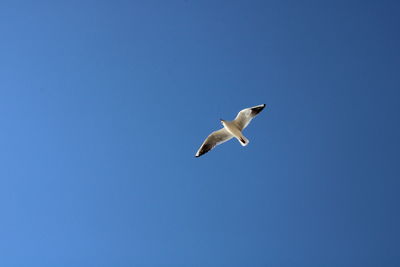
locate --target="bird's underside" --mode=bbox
[195,104,266,157]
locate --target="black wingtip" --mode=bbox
[250,104,266,116]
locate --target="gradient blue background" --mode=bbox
[1,1,399,266]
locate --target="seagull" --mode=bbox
[195,104,266,157]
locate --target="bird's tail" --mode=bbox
[239,136,249,146]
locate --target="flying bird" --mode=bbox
[195,104,266,157]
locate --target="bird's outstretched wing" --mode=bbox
[195,128,233,157]
[234,104,266,130]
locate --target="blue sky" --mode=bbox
[1,0,399,266]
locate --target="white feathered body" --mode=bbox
[221,120,249,146]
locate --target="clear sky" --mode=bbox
[1,0,399,266]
